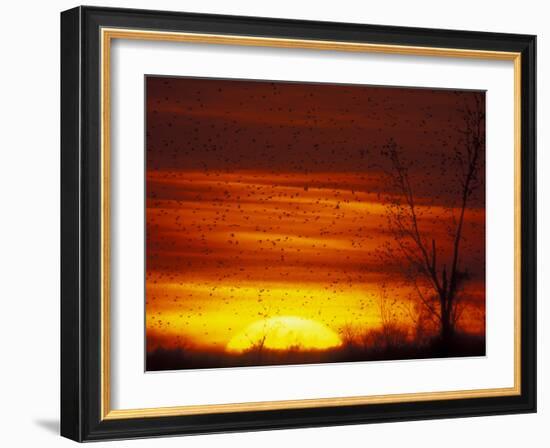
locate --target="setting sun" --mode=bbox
[226,316,342,353]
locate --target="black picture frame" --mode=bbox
[61,5,536,442]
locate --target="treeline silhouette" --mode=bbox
[146,326,484,371]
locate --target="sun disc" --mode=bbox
[226,316,342,353]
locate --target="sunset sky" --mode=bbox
[145,76,486,358]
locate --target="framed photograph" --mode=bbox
[61,6,536,441]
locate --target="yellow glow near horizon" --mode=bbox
[226,316,342,353]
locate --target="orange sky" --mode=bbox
[146,170,485,351]
[145,77,486,354]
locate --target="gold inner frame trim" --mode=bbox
[100,27,522,420]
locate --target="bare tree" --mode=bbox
[376,93,485,347]
[244,299,276,361]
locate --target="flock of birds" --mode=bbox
[144,76,486,353]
